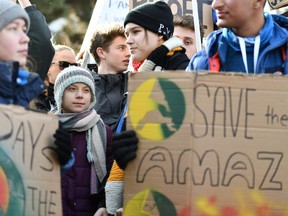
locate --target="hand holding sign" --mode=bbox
[112,130,139,170]
[53,123,73,166]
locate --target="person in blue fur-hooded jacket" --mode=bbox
[187,0,288,75]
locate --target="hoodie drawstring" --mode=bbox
[238,35,261,74]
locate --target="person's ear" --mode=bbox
[253,0,262,9]
[158,34,165,43]
[96,47,106,60]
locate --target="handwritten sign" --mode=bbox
[124,72,288,216]
[0,105,61,215]
[267,0,288,9]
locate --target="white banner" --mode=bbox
[80,0,129,53]
[267,0,288,9]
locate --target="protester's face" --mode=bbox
[125,23,163,62]
[212,0,258,35]
[173,26,197,59]
[0,19,29,66]
[103,36,130,73]
[62,83,92,113]
[48,49,77,84]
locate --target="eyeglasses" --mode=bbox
[51,61,79,70]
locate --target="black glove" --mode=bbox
[112,130,139,170]
[53,123,72,166]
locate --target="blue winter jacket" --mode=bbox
[187,13,288,74]
[0,61,45,107]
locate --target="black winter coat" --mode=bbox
[93,73,128,132]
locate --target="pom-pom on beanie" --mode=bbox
[54,66,96,113]
[124,1,174,40]
[0,1,30,32]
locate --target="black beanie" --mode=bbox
[124,1,174,40]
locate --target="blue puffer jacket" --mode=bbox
[0,61,45,107]
[187,13,288,74]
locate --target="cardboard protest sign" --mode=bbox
[129,0,214,37]
[0,105,61,215]
[124,72,288,215]
[267,0,288,9]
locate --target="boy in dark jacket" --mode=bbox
[89,24,131,215]
[89,24,130,131]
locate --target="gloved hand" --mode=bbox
[138,37,183,72]
[53,123,72,166]
[112,130,139,170]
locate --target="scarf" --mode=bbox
[132,61,143,72]
[57,109,107,194]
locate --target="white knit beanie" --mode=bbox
[0,1,30,32]
[54,66,96,113]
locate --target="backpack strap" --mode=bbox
[115,102,128,134]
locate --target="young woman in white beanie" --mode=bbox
[53,66,138,216]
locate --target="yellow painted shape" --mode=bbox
[196,197,219,216]
[130,78,164,140]
[124,189,151,216]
